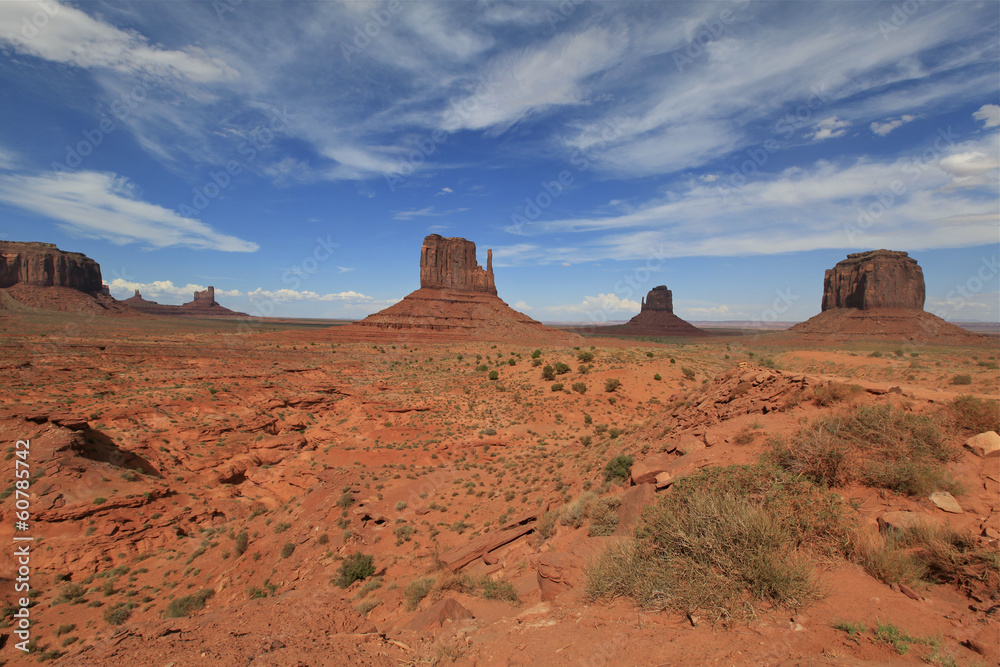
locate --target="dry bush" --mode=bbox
[587,464,848,623]
[949,395,1000,434]
[812,382,864,407]
[769,405,960,496]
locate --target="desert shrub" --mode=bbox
[812,382,864,407]
[587,496,621,537]
[280,542,295,558]
[488,370,499,381]
[103,602,135,625]
[950,395,1000,433]
[733,426,758,446]
[868,351,883,358]
[531,349,542,359]
[587,464,848,622]
[531,359,542,367]
[950,374,972,385]
[769,405,958,496]
[55,583,86,604]
[680,367,696,380]
[882,524,1000,598]
[653,374,661,381]
[165,589,214,618]
[554,362,571,375]
[603,454,633,483]
[335,552,376,588]
[541,365,555,381]
[233,530,249,557]
[356,598,381,615]
[572,382,587,394]
[577,364,589,374]
[337,491,354,508]
[551,383,564,392]
[481,578,519,603]
[577,351,595,363]
[604,378,621,393]
[404,577,435,610]
[534,510,558,545]
[559,492,597,528]
[476,364,488,372]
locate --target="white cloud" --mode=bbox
[0,171,258,252]
[337,266,354,273]
[808,116,851,141]
[108,279,241,302]
[246,288,384,304]
[938,151,999,177]
[392,206,469,220]
[0,1,237,81]
[521,293,641,316]
[681,304,731,317]
[870,114,916,136]
[973,104,1000,129]
[0,146,17,170]
[443,26,626,133]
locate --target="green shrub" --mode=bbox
[233,530,249,557]
[335,552,376,588]
[280,542,295,558]
[680,367,696,380]
[488,370,499,381]
[531,349,542,359]
[554,362,571,375]
[103,602,135,625]
[164,589,214,618]
[603,454,633,483]
[337,491,354,508]
[604,378,621,393]
[551,383,564,392]
[541,365,555,381]
[571,382,587,394]
[653,374,661,381]
[404,577,435,610]
[476,364,488,372]
[950,374,972,385]
[577,351,594,363]
[481,578,519,603]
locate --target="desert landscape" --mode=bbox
[0,237,997,666]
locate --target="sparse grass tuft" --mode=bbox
[335,552,376,588]
[949,395,1000,434]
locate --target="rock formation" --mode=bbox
[420,235,496,294]
[0,241,103,292]
[337,235,579,343]
[123,286,246,317]
[790,250,977,340]
[597,285,708,337]
[821,250,925,311]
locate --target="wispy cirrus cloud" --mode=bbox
[0,171,258,251]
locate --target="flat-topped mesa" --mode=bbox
[419,234,496,295]
[190,286,217,306]
[641,285,673,313]
[0,241,103,293]
[822,249,925,311]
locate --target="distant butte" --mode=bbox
[124,285,247,317]
[789,249,979,340]
[598,286,708,337]
[336,234,580,344]
[0,241,132,314]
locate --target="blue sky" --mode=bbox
[0,0,997,323]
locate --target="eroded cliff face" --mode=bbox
[419,235,496,295]
[0,241,103,293]
[821,250,925,311]
[641,286,673,313]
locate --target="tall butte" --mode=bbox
[339,235,579,343]
[598,285,708,337]
[789,249,978,340]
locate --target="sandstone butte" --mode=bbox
[123,286,248,317]
[335,234,580,344]
[789,249,981,341]
[597,285,708,337]
[0,240,132,314]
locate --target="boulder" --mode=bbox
[929,491,963,514]
[0,241,103,292]
[820,249,925,311]
[405,598,474,632]
[614,483,656,535]
[535,552,585,602]
[630,453,674,486]
[877,511,935,533]
[965,431,1000,458]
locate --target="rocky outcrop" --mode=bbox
[124,286,246,317]
[0,241,103,293]
[596,286,707,337]
[420,234,496,294]
[821,249,924,311]
[790,250,978,340]
[641,285,673,312]
[340,235,579,344]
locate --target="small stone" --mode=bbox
[929,491,963,514]
[898,583,922,601]
[878,511,934,533]
[965,431,1000,458]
